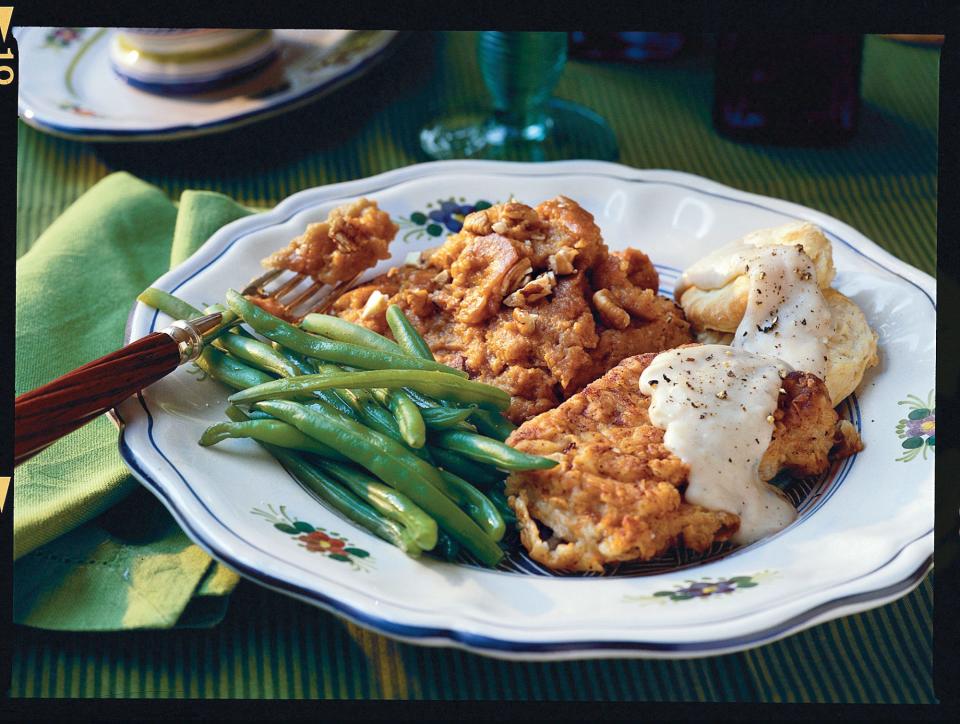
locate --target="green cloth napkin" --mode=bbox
[14,172,253,630]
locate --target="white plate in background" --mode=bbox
[17,28,400,141]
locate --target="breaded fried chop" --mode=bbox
[506,352,862,572]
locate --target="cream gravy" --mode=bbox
[675,232,776,299]
[732,245,831,379]
[638,345,797,544]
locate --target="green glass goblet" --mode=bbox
[420,32,619,162]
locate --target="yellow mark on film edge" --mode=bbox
[0,476,9,513]
[0,7,12,45]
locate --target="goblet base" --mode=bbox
[419,98,618,162]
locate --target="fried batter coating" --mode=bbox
[505,352,861,572]
[263,198,398,287]
[332,197,693,422]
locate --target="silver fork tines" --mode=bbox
[241,268,366,321]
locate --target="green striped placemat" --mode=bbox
[8,576,933,701]
[12,32,937,702]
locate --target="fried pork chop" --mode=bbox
[505,352,862,572]
[332,197,694,423]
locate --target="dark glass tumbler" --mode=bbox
[713,34,864,146]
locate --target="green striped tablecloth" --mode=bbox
[12,32,937,702]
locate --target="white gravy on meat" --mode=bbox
[638,345,797,544]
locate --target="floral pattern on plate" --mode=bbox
[252,504,373,571]
[57,101,99,117]
[624,571,774,604]
[44,28,84,49]
[895,390,935,462]
[397,197,496,241]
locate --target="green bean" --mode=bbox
[376,319,484,433]
[367,386,393,408]
[486,487,517,526]
[436,470,505,542]
[428,446,505,489]
[468,409,517,442]
[313,361,350,377]
[229,369,510,411]
[317,460,438,550]
[207,327,300,378]
[287,364,362,415]
[400,387,443,409]
[354,395,399,435]
[203,303,254,338]
[385,304,435,361]
[369,387,442,439]
[270,342,319,375]
[196,347,274,391]
[232,400,360,428]
[225,405,419,555]
[187,295,298,380]
[306,393,360,421]
[226,404,269,422]
[430,529,460,561]
[431,430,557,471]
[385,389,425,448]
[322,384,365,415]
[307,364,424,453]
[300,313,405,356]
[255,399,503,566]
[420,406,476,429]
[351,398,434,463]
[138,288,238,342]
[225,290,466,376]
[203,303,239,327]
[198,420,347,461]
[372,386,446,442]
[275,448,421,556]
[137,287,202,321]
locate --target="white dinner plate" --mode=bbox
[116,161,935,660]
[16,28,400,141]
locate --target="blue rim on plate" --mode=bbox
[114,409,931,656]
[16,28,404,142]
[115,161,935,659]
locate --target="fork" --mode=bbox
[241,268,366,321]
[15,312,222,466]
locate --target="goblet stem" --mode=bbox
[419,32,618,161]
[479,32,567,140]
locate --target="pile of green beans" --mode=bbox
[139,286,556,567]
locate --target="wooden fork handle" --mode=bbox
[14,332,181,466]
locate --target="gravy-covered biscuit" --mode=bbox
[677,221,878,405]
